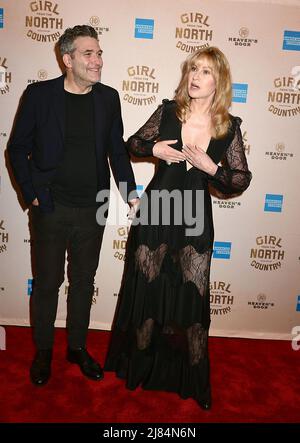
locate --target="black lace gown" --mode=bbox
[104,100,252,406]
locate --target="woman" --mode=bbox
[105,47,252,410]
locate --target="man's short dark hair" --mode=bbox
[58,25,98,56]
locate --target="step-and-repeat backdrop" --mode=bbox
[0,0,299,340]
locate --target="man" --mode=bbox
[8,25,138,386]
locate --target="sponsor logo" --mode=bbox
[282,30,300,52]
[113,226,129,261]
[0,220,8,253]
[296,295,300,312]
[89,16,110,36]
[27,69,48,84]
[135,18,154,39]
[291,326,300,350]
[136,184,144,197]
[268,75,300,117]
[232,83,248,103]
[213,199,241,209]
[0,8,4,29]
[228,27,258,47]
[175,12,212,53]
[265,142,294,161]
[242,130,251,155]
[250,235,284,271]
[0,57,11,94]
[264,194,283,213]
[27,278,34,296]
[247,293,275,310]
[291,65,300,91]
[91,288,99,305]
[210,281,233,316]
[122,65,159,106]
[213,241,231,259]
[25,0,63,43]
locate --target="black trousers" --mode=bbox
[31,203,105,349]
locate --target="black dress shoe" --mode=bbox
[30,349,52,386]
[196,399,212,410]
[67,347,104,381]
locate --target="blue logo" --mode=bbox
[0,9,3,29]
[135,18,154,39]
[264,194,283,212]
[213,242,232,259]
[297,295,300,312]
[283,30,300,51]
[27,279,33,296]
[232,83,248,103]
[136,184,144,197]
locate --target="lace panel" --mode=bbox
[136,318,208,365]
[212,121,252,194]
[135,243,168,283]
[136,318,154,350]
[127,105,163,157]
[178,246,211,297]
[186,323,208,365]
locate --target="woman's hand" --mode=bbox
[182,144,218,176]
[153,140,186,164]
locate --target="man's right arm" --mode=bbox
[8,86,37,205]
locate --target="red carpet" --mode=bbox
[0,326,299,423]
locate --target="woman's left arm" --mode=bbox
[209,119,252,194]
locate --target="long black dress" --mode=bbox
[104,100,252,406]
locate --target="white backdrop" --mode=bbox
[0,0,299,339]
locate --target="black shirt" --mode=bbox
[51,90,98,207]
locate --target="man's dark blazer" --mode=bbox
[8,75,136,212]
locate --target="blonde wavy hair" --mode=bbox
[174,46,232,138]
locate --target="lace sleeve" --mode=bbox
[126,104,164,157]
[210,118,252,194]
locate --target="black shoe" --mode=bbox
[30,349,52,386]
[67,347,104,381]
[197,399,212,410]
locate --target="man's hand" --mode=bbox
[128,197,140,220]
